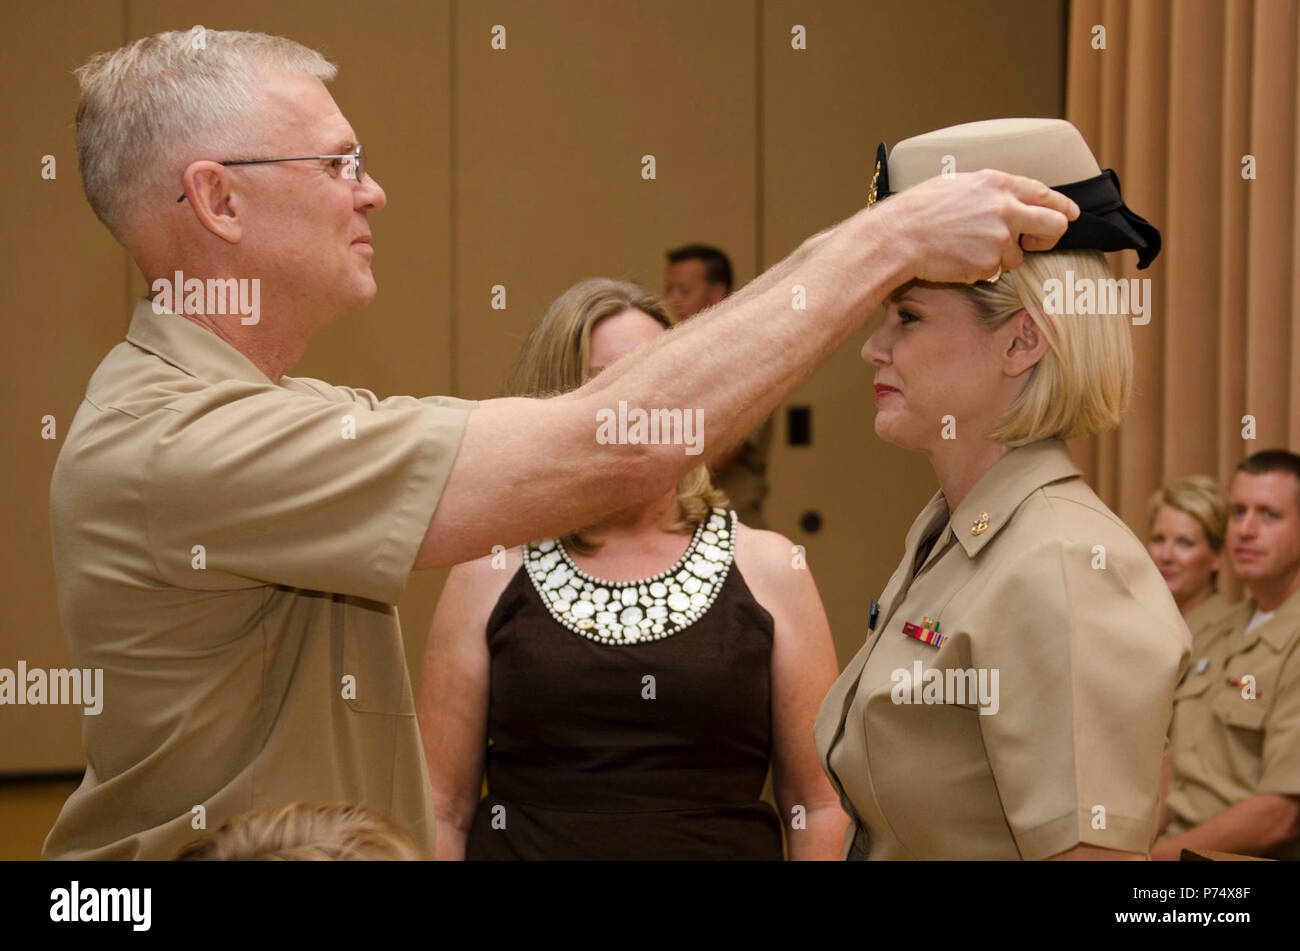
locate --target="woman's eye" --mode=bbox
[898,309,920,325]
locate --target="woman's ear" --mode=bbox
[1003,309,1049,378]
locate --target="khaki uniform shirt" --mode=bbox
[44,299,474,859]
[814,440,1190,859]
[1163,589,1300,859]
[1183,590,1233,656]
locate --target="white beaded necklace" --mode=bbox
[524,508,736,645]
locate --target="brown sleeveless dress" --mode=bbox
[465,509,784,860]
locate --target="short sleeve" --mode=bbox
[1258,644,1300,797]
[967,535,1190,859]
[144,379,474,604]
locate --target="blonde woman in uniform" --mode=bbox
[1147,475,1231,637]
[814,119,1191,860]
[1146,475,1231,841]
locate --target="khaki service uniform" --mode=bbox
[1183,590,1233,657]
[1162,589,1300,860]
[814,440,1191,859]
[44,298,474,859]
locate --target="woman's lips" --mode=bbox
[873,383,899,401]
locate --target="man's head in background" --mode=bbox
[665,244,732,318]
[74,29,386,363]
[1228,449,1300,610]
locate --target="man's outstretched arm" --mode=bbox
[416,171,1078,568]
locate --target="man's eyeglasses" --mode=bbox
[176,144,365,202]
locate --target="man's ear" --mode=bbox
[179,161,243,244]
[708,283,727,306]
[1003,309,1049,379]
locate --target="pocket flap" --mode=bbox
[1211,688,1267,730]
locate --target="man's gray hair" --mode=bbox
[74,28,336,240]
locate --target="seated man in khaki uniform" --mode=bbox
[1154,450,1300,859]
[45,29,1079,859]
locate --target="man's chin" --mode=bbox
[348,273,379,310]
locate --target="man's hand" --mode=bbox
[866,169,1080,286]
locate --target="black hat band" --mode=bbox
[870,142,1162,269]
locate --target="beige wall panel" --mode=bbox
[452,0,758,398]
[128,1,454,688]
[761,0,1067,666]
[0,1,128,772]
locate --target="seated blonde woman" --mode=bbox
[418,278,845,860]
[1147,475,1232,839]
[1147,474,1231,638]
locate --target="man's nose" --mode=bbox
[358,172,386,212]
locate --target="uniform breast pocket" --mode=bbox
[338,597,416,716]
[1209,687,1268,777]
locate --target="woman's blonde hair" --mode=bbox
[1147,474,1229,553]
[504,277,728,553]
[956,249,1134,445]
[174,801,425,861]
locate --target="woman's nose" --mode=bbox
[861,327,888,365]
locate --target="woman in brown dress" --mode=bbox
[418,278,845,860]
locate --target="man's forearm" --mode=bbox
[573,212,906,466]
[1152,793,1300,859]
[581,223,837,401]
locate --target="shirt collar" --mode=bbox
[905,490,955,576]
[125,297,276,386]
[948,439,1082,558]
[1243,589,1300,652]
